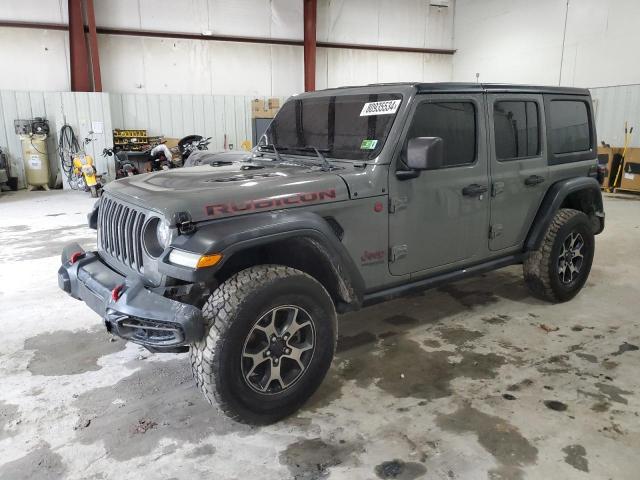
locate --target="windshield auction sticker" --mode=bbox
[360,99,401,116]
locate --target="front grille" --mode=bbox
[98,195,146,273]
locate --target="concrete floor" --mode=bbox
[0,189,639,480]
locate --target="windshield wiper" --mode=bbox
[284,145,333,171]
[255,143,283,162]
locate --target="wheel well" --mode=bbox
[560,189,598,215]
[559,188,603,232]
[212,237,353,307]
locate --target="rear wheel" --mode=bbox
[190,265,336,424]
[523,208,595,302]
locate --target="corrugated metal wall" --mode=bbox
[0,90,113,190]
[3,86,635,189]
[0,90,285,189]
[591,84,640,148]
[108,93,287,151]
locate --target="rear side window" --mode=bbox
[549,100,591,154]
[494,101,540,160]
[407,102,476,167]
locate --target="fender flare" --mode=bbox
[161,210,365,307]
[524,176,604,251]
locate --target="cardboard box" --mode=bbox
[618,148,640,192]
[164,137,180,149]
[252,98,281,119]
[597,146,617,190]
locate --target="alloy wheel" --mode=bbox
[557,231,585,284]
[241,305,316,394]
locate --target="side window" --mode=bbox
[494,101,540,160]
[549,100,591,154]
[407,102,476,167]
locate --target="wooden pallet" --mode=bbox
[613,188,640,195]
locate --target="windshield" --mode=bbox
[261,93,402,161]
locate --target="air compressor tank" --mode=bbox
[20,133,50,190]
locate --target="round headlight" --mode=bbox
[142,218,173,258]
[156,219,172,249]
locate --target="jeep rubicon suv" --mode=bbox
[59,83,604,424]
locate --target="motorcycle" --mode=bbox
[178,135,211,161]
[149,143,176,171]
[73,137,101,197]
[103,148,139,178]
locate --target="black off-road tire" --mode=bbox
[523,208,595,302]
[190,265,337,425]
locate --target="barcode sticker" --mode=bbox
[360,100,401,116]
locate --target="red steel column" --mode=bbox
[68,0,91,91]
[85,0,102,91]
[303,0,317,92]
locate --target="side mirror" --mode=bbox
[407,137,443,170]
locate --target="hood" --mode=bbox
[105,153,349,223]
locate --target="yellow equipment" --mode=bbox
[73,152,100,198]
[609,122,634,192]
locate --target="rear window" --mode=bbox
[549,100,591,154]
[494,101,540,160]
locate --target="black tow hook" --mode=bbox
[57,267,71,293]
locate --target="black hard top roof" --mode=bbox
[297,82,590,99]
[373,82,589,96]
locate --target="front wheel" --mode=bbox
[523,208,595,302]
[89,185,98,198]
[190,265,337,424]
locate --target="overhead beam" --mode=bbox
[303,0,317,92]
[0,21,456,55]
[0,21,68,31]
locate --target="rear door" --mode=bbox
[488,94,548,251]
[388,93,490,276]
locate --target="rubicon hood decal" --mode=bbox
[104,156,349,222]
[205,189,337,216]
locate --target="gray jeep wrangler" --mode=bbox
[59,83,604,424]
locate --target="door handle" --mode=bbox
[462,184,488,197]
[524,175,545,186]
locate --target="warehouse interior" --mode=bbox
[1,1,639,479]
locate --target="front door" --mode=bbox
[388,93,490,276]
[487,94,549,251]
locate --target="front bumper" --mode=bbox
[58,242,204,349]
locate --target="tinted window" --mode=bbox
[549,100,590,154]
[494,101,540,159]
[262,94,401,161]
[407,102,476,167]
